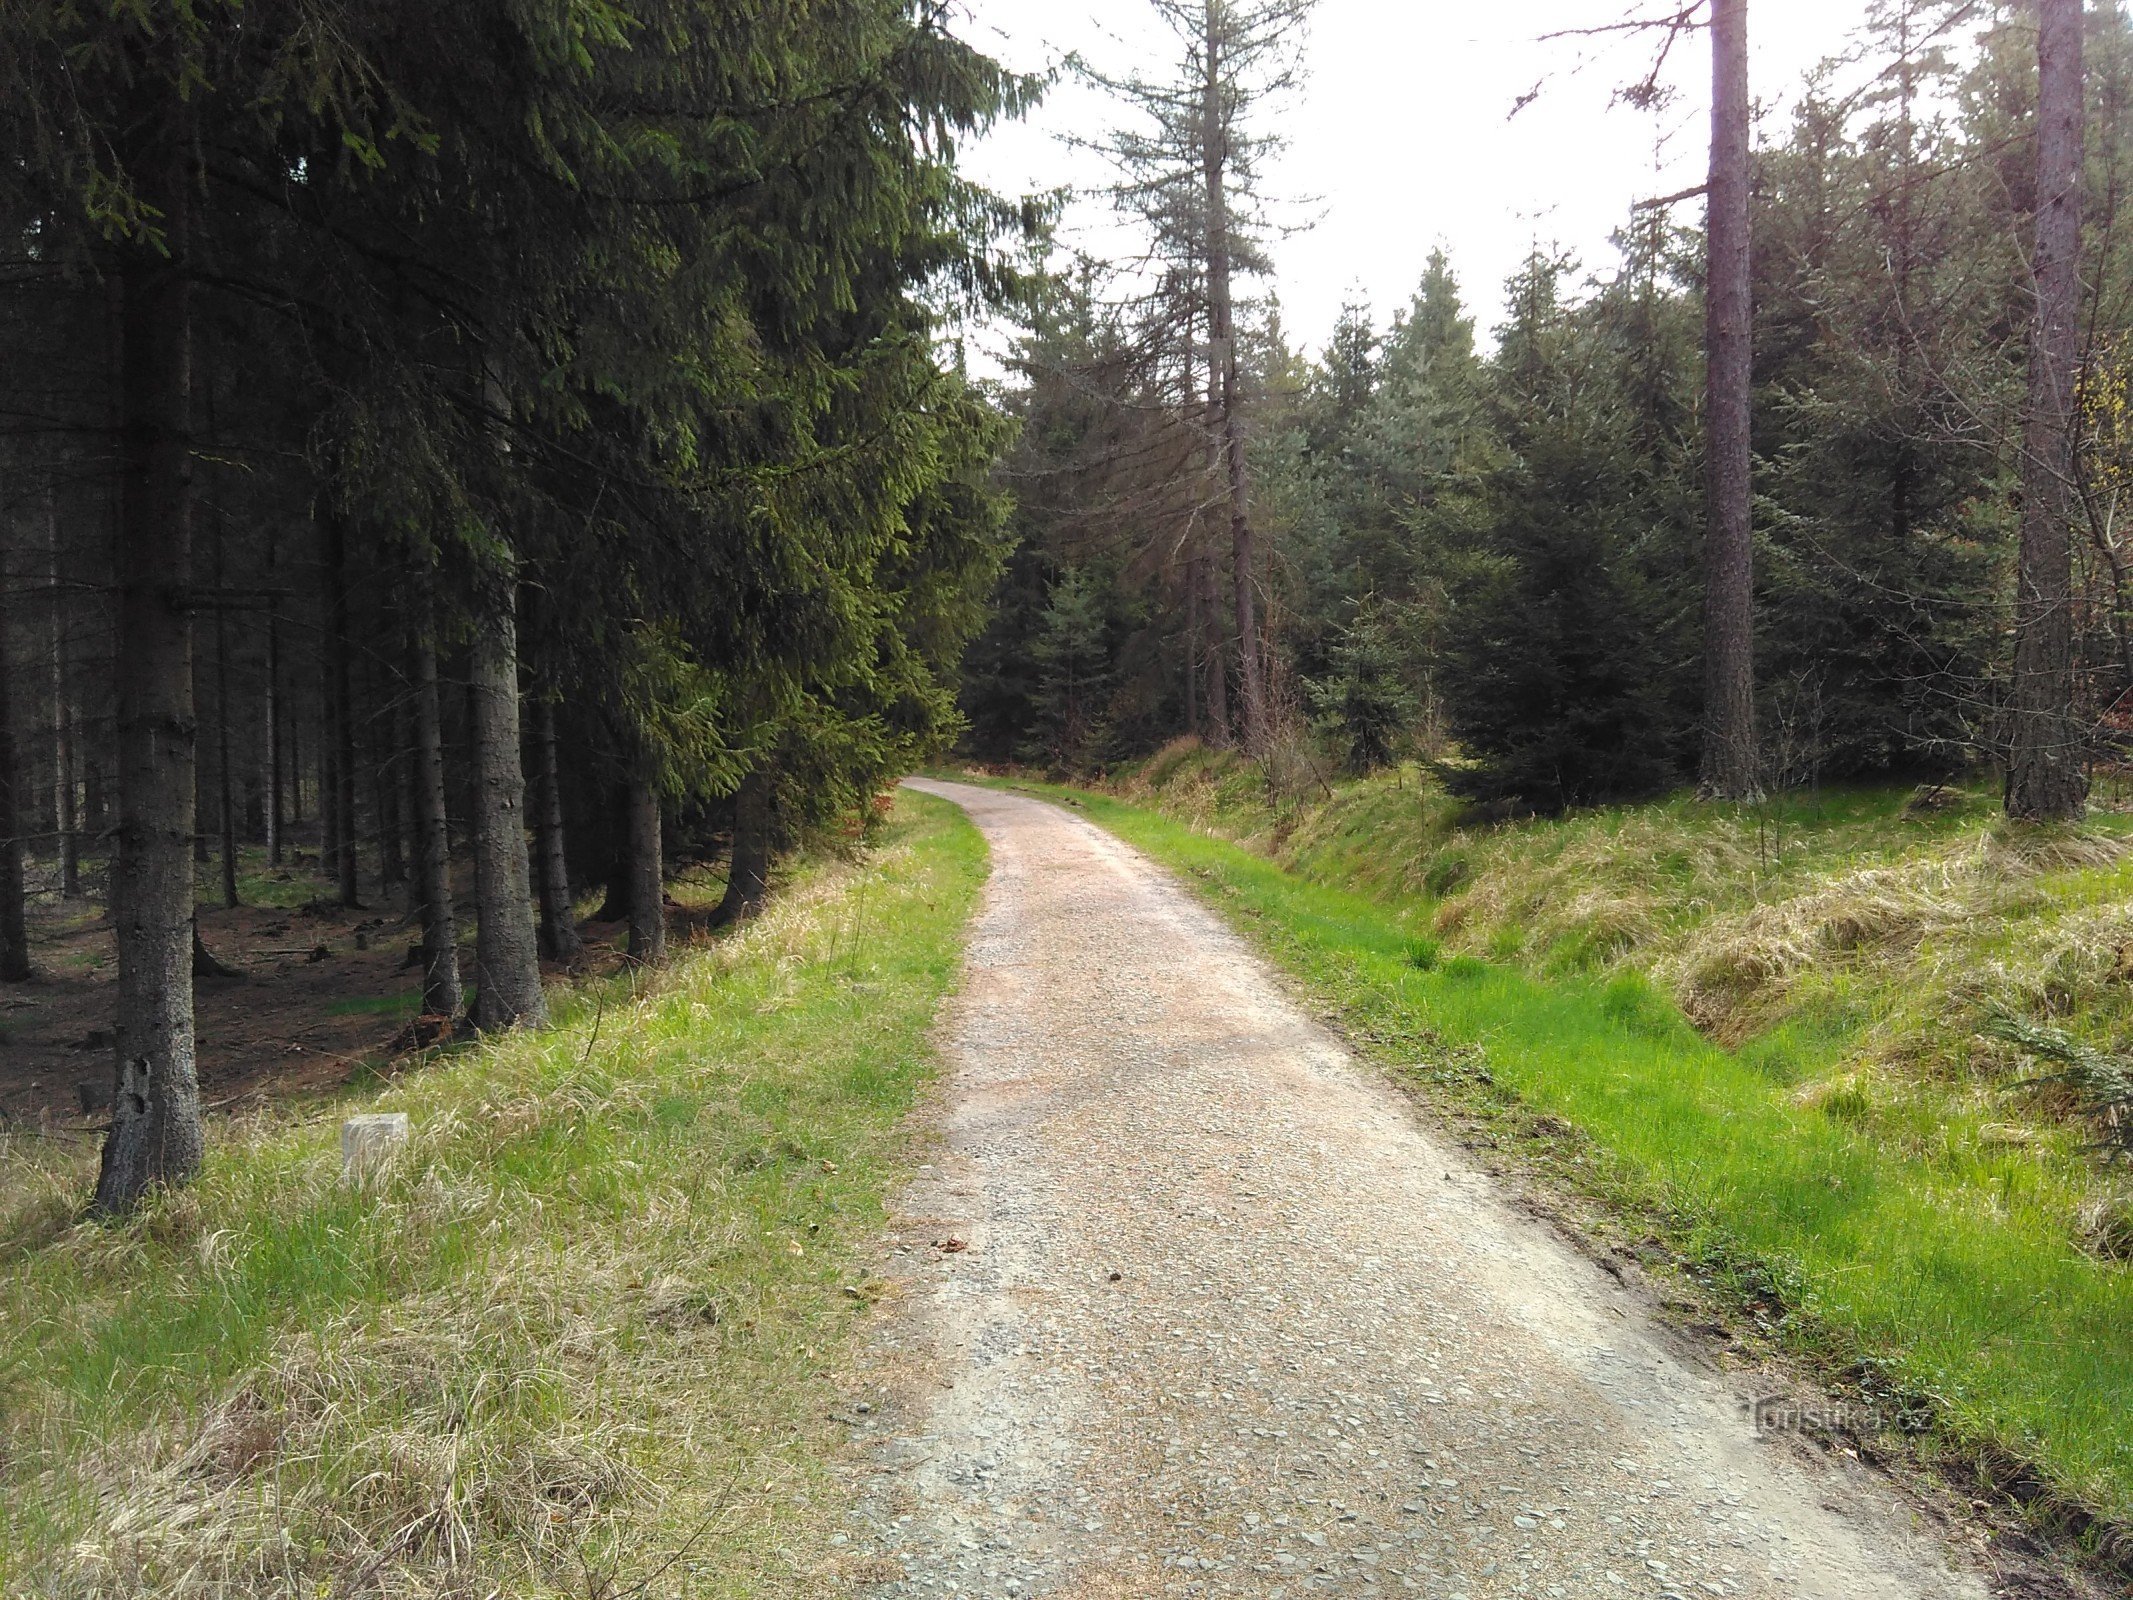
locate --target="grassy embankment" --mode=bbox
[0,790,985,1599]
[963,749,2133,1538]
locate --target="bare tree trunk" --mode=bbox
[213,520,239,909]
[1183,547,1201,738]
[1202,2,1267,754]
[96,127,205,1213]
[2009,0,2090,821]
[468,573,546,1030]
[410,621,463,1019]
[1199,543,1230,744]
[1183,346,1203,741]
[528,696,583,963]
[0,505,29,982]
[1699,0,1762,803]
[713,766,771,926]
[45,484,78,898]
[625,768,666,966]
[365,656,405,892]
[287,685,302,826]
[192,753,210,865]
[324,518,360,904]
[262,531,280,866]
[318,646,338,874]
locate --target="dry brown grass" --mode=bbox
[1109,750,2133,1105]
[0,795,989,1599]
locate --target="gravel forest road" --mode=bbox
[849,778,1995,1600]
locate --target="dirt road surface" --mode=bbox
[847,779,1996,1599]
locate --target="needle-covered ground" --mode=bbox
[0,791,986,1600]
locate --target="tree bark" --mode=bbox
[713,766,772,926]
[1198,541,1230,744]
[318,648,338,875]
[410,621,463,1019]
[624,767,666,965]
[213,520,238,909]
[1202,3,1267,754]
[191,916,239,981]
[96,125,205,1213]
[46,485,78,898]
[528,696,583,963]
[366,656,405,891]
[287,688,302,825]
[1183,545,1201,739]
[468,575,546,1030]
[0,507,29,982]
[1699,0,1762,803]
[2008,0,2090,821]
[262,531,281,866]
[193,754,210,865]
[324,518,360,904]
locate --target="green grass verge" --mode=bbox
[0,790,986,1598]
[1114,744,2133,1097]
[957,771,2133,1528]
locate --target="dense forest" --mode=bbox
[16,4,2133,1596]
[0,0,2120,1217]
[0,2,1037,1210]
[966,0,2121,822]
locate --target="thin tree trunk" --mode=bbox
[193,754,210,864]
[324,519,360,904]
[1199,542,1230,744]
[410,620,463,1019]
[0,504,29,982]
[1699,0,1762,803]
[396,693,420,904]
[366,655,405,891]
[1184,547,1201,738]
[529,696,583,963]
[96,126,205,1213]
[213,520,238,909]
[46,484,78,898]
[287,688,302,826]
[318,645,337,874]
[625,767,666,966]
[468,574,546,1030]
[2008,0,2089,821]
[1202,3,1267,753]
[1183,350,1203,741]
[714,766,772,926]
[263,536,281,865]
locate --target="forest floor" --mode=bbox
[0,841,717,1132]
[1,860,444,1132]
[857,778,2048,1599]
[0,793,986,1597]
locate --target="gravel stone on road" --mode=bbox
[847,779,1991,1600]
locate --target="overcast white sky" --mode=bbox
[952,0,1884,358]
